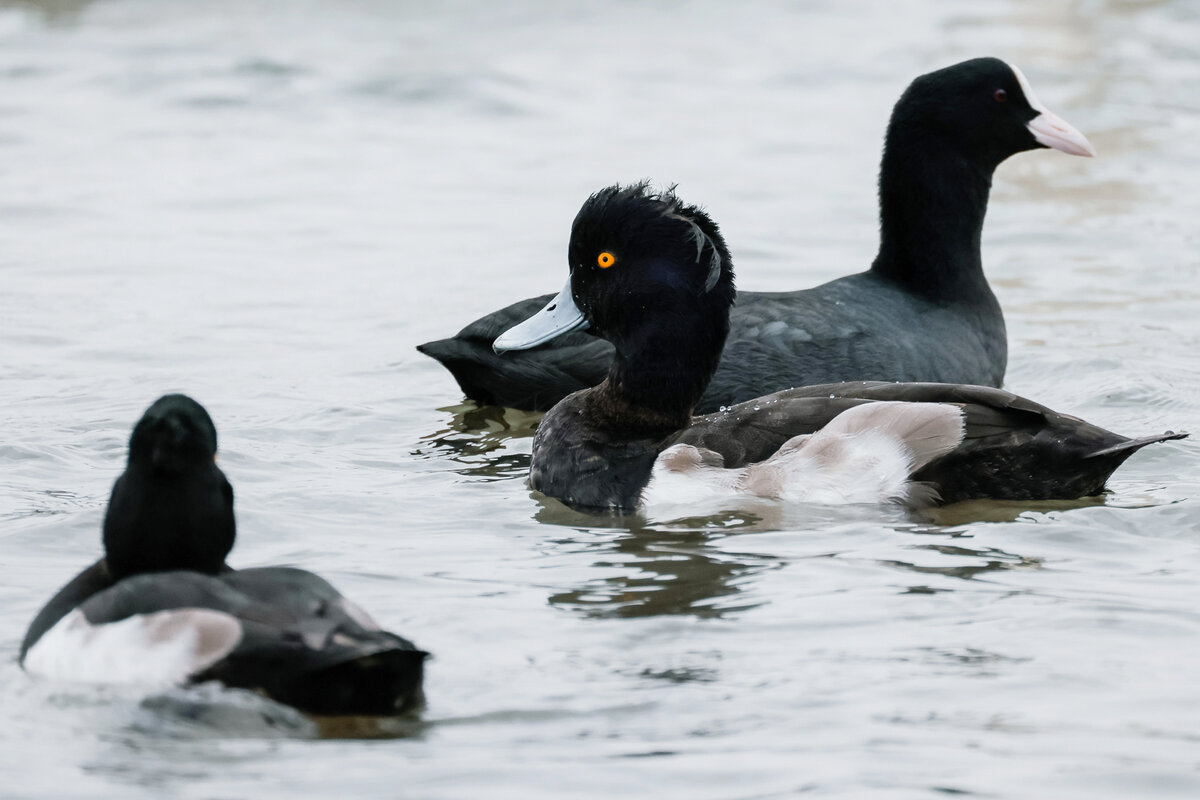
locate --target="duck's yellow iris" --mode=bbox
[597,252,616,269]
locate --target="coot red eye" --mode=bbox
[994,89,1007,103]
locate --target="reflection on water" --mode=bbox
[138,689,427,741]
[133,686,319,740]
[546,522,781,619]
[879,541,1044,586]
[414,402,539,480]
[0,0,93,27]
[919,495,1110,525]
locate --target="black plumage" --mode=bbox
[522,184,1181,513]
[102,394,234,580]
[419,57,1094,412]
[21,394,427,718]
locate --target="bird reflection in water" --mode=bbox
[535,498,1091,613]
[881,540,1045,593]
[414,401,541,481]
[535,500,783,619]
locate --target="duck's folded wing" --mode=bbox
[217,567,424,663]
[417,293,612,411]
[674,382,1184,503]
[677,382,1054,465]
[33,569,426,714]
[210,567,427,715]
[671,393,880,467]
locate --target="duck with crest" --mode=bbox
[496,183,1183,514]
[419,57,1096,413]
[21,394,428,718]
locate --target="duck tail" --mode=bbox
[1086,431,1187,460]
[291,645,430,717]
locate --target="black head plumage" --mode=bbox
[103,394,234,580]
[127,394,218,474]
[565,183,736,416]
[889,57,1046,169]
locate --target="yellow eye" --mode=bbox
[597,252,616,269]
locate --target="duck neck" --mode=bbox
[103,461,234,580]
[870,131,995,300]
[590,306,728,436]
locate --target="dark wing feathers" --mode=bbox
[671,382,1184,504]
[74,568,426,716]
[78,570,248,625]
[669,396,876,466]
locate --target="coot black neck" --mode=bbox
[871,127,995,301]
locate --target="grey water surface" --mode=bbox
[2,1,1199,798]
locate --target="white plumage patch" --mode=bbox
[24,608,242,685]
[1006,61,1048,114]
[641,401,965,511]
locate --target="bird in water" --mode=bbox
[497,183,1182,514]
[418,57,1096,413]
[21,394,427,718]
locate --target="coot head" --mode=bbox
[892,57,1094,168]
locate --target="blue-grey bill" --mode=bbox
[493,280,590,353]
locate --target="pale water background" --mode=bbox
[1,1,1199,797]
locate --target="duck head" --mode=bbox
[497,183,735,420]
[891,57,1094,168]
[103,394,234,579]
[128,394,219,475]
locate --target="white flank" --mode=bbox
[24,608,242,685]
[641,444,741,510]
[641,402,965,510]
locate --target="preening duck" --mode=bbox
[500,184,1182,514]
[418,57,1096,412]
[21,395,427,717]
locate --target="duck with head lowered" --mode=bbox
[419,57,1096,413]
[21,394,428,718]
[496,183,1183,514]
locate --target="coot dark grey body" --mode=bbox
[419,57,1094,412]
[21,395,427,717]
[513,184,1180,513]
